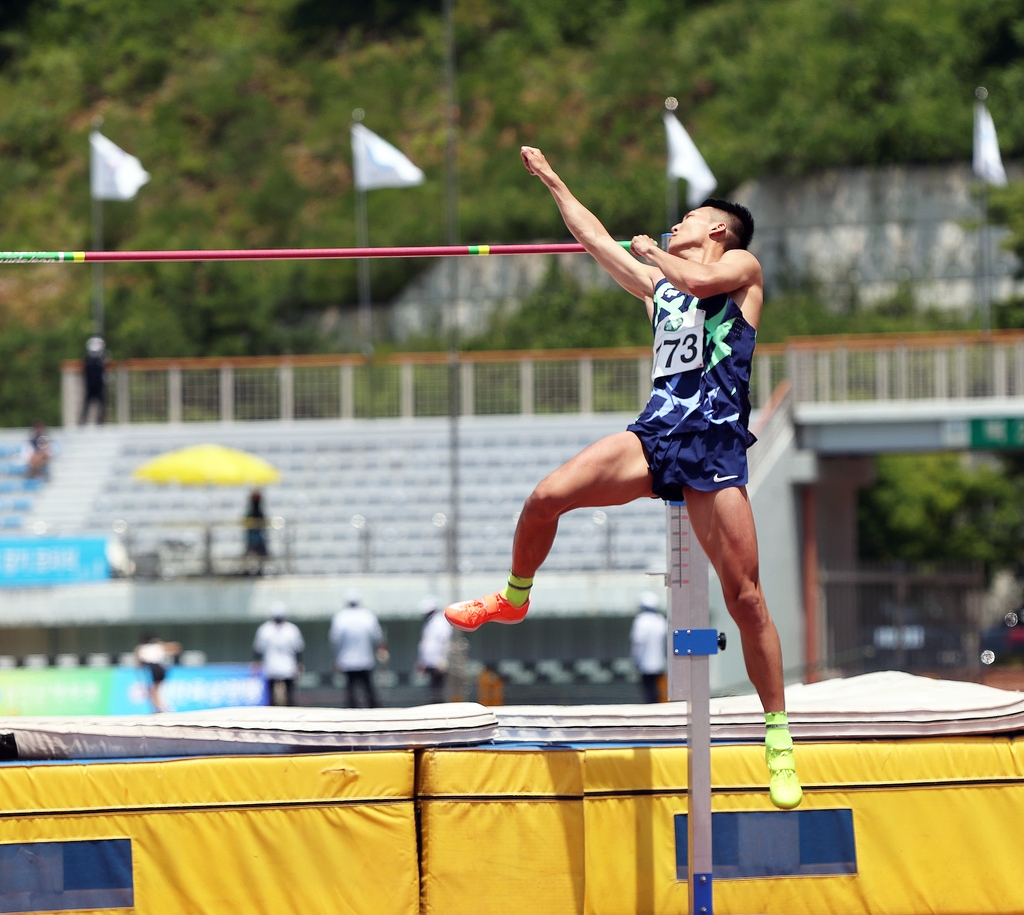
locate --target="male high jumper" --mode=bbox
[445,146,801,809]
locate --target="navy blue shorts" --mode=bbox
[627,417,756,501]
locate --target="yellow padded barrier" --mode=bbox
[0,753,418,915]
[583,739,1024,915]
[418,748,586,915]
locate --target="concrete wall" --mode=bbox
[378,162,1024,341]
[733,162,1023,311]
[387,251,619,340]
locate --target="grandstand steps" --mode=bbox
[28,428,124,534]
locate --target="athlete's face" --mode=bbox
[666,207,722,254]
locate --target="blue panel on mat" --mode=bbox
[675,809,856,880]
[0,839,133,912]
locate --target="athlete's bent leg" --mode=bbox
[446,432,653,632]
[511,432,654,578]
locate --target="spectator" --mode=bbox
[416,595,452,704]
[134,634,181,713]
[252,601,305,707]
[24,422,52,480]
[630,591,668,704]
[329,589,387,708]
[80,336,107,425]
[243,490,268,574]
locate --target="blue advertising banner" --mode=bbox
[0,665,267,715]
[0,537,109,587]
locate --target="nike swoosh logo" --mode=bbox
[713,473,739,483]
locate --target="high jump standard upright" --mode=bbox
[666,500,723,915]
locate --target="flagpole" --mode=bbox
[975,86,995,335]
[665,98,680,229]
[91,196,104,336]
[355,186,372,355]
[352,109,374,356]
[90,116,105,337]
[442,0,469,701]
[980,181,991,334]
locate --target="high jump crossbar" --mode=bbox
[0,241,633,265]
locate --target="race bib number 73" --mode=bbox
[652,309,705,380]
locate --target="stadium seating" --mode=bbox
[0,435,46,530]
[38,415,666,578]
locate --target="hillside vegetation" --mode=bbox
[2,0,1024,424]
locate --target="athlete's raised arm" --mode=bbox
[521,147,658,301]
[630,234,762,300]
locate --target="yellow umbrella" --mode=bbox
[132,444,280,487]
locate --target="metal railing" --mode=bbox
[62,348,654,425]
[115,518,294,579]
[757,329,1024,404]
[61,330,1024,426]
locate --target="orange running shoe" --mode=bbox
[444,592,530,632]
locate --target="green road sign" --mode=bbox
[970,417,1024,449]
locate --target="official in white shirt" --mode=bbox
[630,591,668,703]
[416,595,452,704]
[329,589,387,708]
[253,602,305,707]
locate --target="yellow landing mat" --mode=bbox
[0,752,418,915]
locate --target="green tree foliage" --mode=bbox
[2,0,1024,425]
[757,283,976,344]
[859,452,1024,571]
[464,260,650,351]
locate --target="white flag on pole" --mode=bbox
[351,123,425,191]
[664,112,717,207]
[90,131,151,201]
[973,102,1007,187]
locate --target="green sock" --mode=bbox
[502,572,534,608]
[765,711,793,750]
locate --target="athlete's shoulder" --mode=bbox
[720,248,762,283]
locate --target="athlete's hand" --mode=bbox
[630,235,660,259]
[520,146,556,182]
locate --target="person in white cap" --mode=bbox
[630,591,668,703]
[329,589,387,708]
[252,601,305,707]
[416,595,452,704]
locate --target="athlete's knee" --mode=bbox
[522,479,571,522]
[726,581,769,630]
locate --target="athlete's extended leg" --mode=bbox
[684,484,802,809]
[683,485,783,710]
[445,432,653,631]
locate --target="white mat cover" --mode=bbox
[1,704,498,760]
[4,673,1021,759]
[495,672,1024,742]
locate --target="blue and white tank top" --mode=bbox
[634,278,757,439]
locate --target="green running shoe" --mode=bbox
[765,728,803,810]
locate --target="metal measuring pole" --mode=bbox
[666,500,721,915]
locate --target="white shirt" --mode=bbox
[329,607,383,672]
[630,609,668,675]
[417,611,452,671]
[137,642,168,666]
[253,620,305,680]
